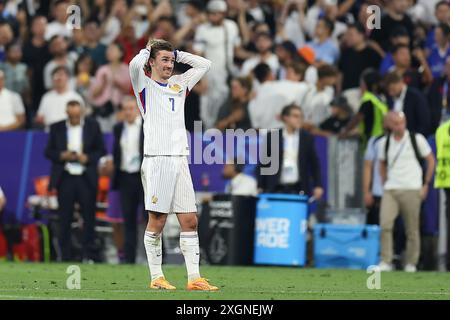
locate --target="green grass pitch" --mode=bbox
[0,263,449,300]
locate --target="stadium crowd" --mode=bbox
[1,0,450,270]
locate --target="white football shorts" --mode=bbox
[141,155,197,214]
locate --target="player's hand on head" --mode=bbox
[146,39,153,52]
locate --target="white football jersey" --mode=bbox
[129,49,211,155]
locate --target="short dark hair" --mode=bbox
[437,22,450,37]
[281,104,302,119]
[436,0,450,10]
[360,68,381,93]
[66,100,82,108]
[52,65,70,77]
[252,63,272,83]
[392,44,410,55]
[348,22,366,36]
[148,39,174,60]
[383,71,403,87]
[234,76,253,93]
[318,17,334,35]
[318,64,338,79]
[286,62,306,79]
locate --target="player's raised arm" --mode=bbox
[175,50,212,92]
[129,48,150,93]
[129,47,150,116]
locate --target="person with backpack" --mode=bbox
[377,111,435,272]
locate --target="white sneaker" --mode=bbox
[404,264,417,273]
[378,261,393,272]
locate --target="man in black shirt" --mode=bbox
[370,0,415,51]
[339,23,382,90]
[316,95,353,136]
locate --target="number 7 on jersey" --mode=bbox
[169,98,175,112]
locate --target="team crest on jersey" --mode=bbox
[151,195,158,204]
[169,83,182,93]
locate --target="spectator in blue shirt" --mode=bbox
[307,17,339,65]
[427,23,450,79]
[425,1,450,51]
[380,26,410,76]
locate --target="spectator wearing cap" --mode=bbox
[194,0,242,129]
[256,104,323,200]
[312,95,353,137]
[275,40,298,80]
[240,32,279,77]
[341,69,388,146]
[306,17,339,65]
[36,66,84,129]
[298,45,318,85]
[222,158,258,197]
[0,70,25,131]
[339,23,382,91]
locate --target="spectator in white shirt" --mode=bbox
[301,64,338,128]
[36,66,84,129]
[45,0,73,41]
[248,62,308,129]
[240,32,279,77]
[43,35,78,90]
[377,111,435,273]
[0,70,25,131]
[194,0,242,128]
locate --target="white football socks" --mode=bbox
[143,231,164,281]
[180,231,201,281]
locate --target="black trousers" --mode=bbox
[57,173,97,261]
[118,171,144,264]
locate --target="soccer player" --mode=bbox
[129,39,218,291]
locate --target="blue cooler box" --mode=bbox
[254,194,308,266]
[314,224,380,269]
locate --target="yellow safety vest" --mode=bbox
[359,91,388,146]
[434,120,450,188]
